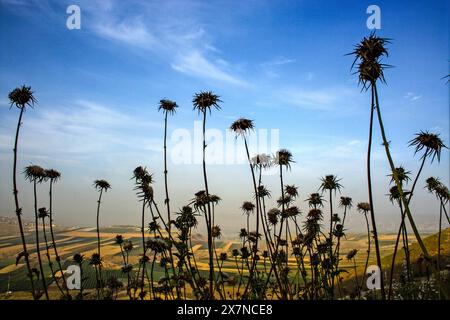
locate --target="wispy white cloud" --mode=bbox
[0,100,163,166]
[268,86,359,111]
[260,58,296,67]
[404,92,423,101]
[171,51,249,87]
[81,2,248,87]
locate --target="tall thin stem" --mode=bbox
[33,180,49,299]
[367,84,385,299]
[12,108,36,298]
[201,111,215,298]
[49,179,69,297]
[373,84,430,261]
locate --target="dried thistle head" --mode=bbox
[339,196,353,208]
[257,185,271,198]
[9,85,36,109]
[283,206,300,218]
[267,208,280,226]
[219,252,228,261]
[252,153,272,169]
[230,118,254,136]
[388,186,401,203]
[73,253,84,264]
[284,184,299,198]
[115,234,124,245]
[409,131,447,163]
[350,32,390,65]
[274,149,294,169]
[45,169,61,182]
[89,253,102,266]
[93,179,111,192]
[357,202,371,214]
[209,194,221,205]
[388,166,411,185]
[211,225,222,238]
[192,91,221,114]
[425,177,441,192]
[307,209,323,221]
[241,201,255,215]
[435,185,450,203]
[23,165,46,183]
[306,193,324,208]
[239,228,248,239]
[158,99,178,115]
[350,33,390,89]
[38,207,49,219]
[320,175,342,193]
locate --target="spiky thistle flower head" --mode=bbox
[283,206,300,218]
[306,193,324,208]
[89,253,102,266]
[388,166,411,185]
[267,208,280,226]
[425,177,441,193]
[23,165,46,183]
[409,131,447,163]
[73,253,84,264]
[277,195,292,207]
[219,252,228,261]
[209,194,221,205]
[211,225,222,238]
[38,207,49,219]
[158,99,178,115]
[94,179,111,192]
[350,32,390,65]
[435,185,450,203]
[357,202,371,214]
[350,33,390,89]
[239,228,248,239]
[257,185,271,198]
[339,196,353,208]
[230,118,254,136]
[241,201,255,215]
[307,209,323,221]
[45,169,61,182]
[115,235,124,245]
[252,153,272,169]
[284,185,299,198]
[132,166,153,202]
[9,85,36,109]
[192,91,221,114]
[273,149,294,169]
[319,175,342,194]
[388,186,401,204]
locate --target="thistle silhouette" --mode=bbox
[9,85,37,299]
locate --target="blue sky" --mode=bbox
[0,0,448,233]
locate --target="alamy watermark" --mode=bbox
[367,5,381,30]
[66,5,81,30]
[170,121,280,173]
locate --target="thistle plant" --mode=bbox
[319,174,342,297]
[357,202,372,295]
[24,165,49,299]
[193,91,221,298]
[9,85,37,299]
[132,166,153,299]
[93,179,111,298]
[44,169,69,298]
